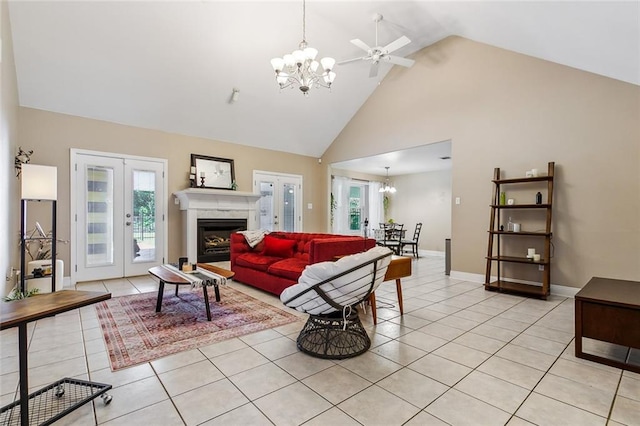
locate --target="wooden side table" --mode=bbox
[369,255,412,324]
[0,290,112,426]
[575,277,640,373]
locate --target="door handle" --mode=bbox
[126,213,132,218]
[126,221,132,226]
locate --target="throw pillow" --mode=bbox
[262,235,296,258]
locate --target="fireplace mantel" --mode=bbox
[174,188,261,211]
[173,188,261,263]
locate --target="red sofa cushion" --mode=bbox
[268,258,309,281]
[235,253,282,272]
[262,235,297,258]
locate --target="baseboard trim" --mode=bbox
[449,270,580,298]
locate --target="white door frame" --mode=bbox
[253,170,303,232]
[70,149,168,284]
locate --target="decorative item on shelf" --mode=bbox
[527,248,536,259]
[536,192,542,204]
[533,254,541,262]
[507,198,515,205]
[499,192,506,205]
[531,168,539,177]
[507,216,514,232]
[512,223,521,232]
[379,166,397,193]
[231,180,237,190]
[14,146,34,177]
[525,170,533,178]
[270,0,336,96]
[191,154,235,190]
[189,174,196,188]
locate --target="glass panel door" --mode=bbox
[254,171,302,232]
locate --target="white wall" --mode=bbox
[387,169,452,253]
[1,1,20,296]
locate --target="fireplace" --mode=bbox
[197,218,247,262]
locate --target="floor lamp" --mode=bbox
[20,164,58,294]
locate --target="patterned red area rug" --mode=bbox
[95,286,300,370]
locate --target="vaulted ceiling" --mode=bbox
[8,1,639,161]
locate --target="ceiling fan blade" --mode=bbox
[337,56,367,66]
[369,62,379,78]
[350,38,371,52]
[383,35,411,53]
[385,55,415,68]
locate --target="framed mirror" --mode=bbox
[191,154,235,190]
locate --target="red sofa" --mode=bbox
[230,232,376,295]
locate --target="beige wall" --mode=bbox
[323,36,640,288]
[1,1,20,296]
[387,169,452,253]
[17,108,326,276]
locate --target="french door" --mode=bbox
[71,150,167,283]
[253,171,303,232]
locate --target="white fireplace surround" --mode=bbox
[174,188,261,263]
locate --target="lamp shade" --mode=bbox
[21,164,58,200]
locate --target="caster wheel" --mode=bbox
[55,386,65,398]
[101,393,113,405]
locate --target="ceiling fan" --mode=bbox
[338,13,415,78]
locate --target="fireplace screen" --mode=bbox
[197,219,247,262]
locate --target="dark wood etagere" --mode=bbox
[485,162,555,299]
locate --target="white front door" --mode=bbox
[72,151,167,283]
[253,171,302,232]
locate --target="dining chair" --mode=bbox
[401,222,422,258]
[378,223,404,255]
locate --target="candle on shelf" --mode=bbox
[190,166,196,174]
[533,254,541,262]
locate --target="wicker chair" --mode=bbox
[280,247,392,359]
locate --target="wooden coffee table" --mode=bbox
[575,276,640,373]
[148,263,235,321]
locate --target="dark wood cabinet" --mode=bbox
[484,162,555,299]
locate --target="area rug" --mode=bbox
[95,286,300,371]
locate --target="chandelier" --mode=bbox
[379,166,397,193]
[270,0,336,95]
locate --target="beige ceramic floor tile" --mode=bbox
[477,356,546,390]
[302,365,372,405]
[95,376,169,424]
[534,373,615,418]
[198,337,248,359]
[101,399,183,425]
[338,384,421,426]
[159,360,224,397]
[201,403,273,425]
[511,333,568,357]
[339,351,402,382]
[303,407,361,426]
[210,346,269,376]
[378,368,448,409]
[432,342,492,368]
[408,354,472,386]
[548,357,621,394]
[506,416,537,425]
[370,340,427,366]
[404,411,450,425]
[418,322,466,341]
[516,392,607,426]
[471,323,520,342]
[150,348,207,374]
[397,330,448,353]
[173,378,249,426]
[425,388,511,426]
[618,375,640,402]
[252,335,299,360]
[453,332,506,354]
[610,395,640,425]
[254,382,332,426]
[454,370,530,413]
[229,362,296,400]
[90,363,155,389]
[274,352,335,380]
[495,343,557,371]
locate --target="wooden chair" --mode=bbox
[377,223,404,255]
[401,223,422,258]
[280,247,392,359]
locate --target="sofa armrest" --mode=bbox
[309,237,376,264]
[230,233,252,267]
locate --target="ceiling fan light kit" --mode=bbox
[270,0,336,95]
[338,13,415,78]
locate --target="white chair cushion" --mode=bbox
[280,246,392,315]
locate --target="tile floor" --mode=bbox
[1,256,639,425]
